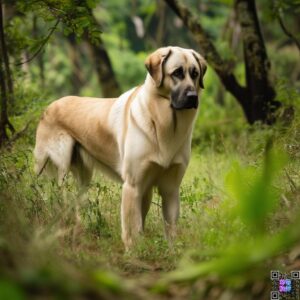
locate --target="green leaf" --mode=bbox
[76,16,91,29]
[87,0,97,9]
[225,147,287,233]
[92,270,123,293]
[0,280,25,300]
[63,26,73,36]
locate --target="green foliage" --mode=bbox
[16,0,102,40]
[109,47,147,90]
[154,219,300,290]
[6,0,102,73]
[153,145,299,291]
[225,146,287,233]
[1,0,300,298]
[1,92,300,297]
[0,280,25,300]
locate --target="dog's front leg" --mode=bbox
[158,164,186,243]
[121,181,143,250]
[160,189,180,242]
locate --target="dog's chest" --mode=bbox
[154,123,192,168]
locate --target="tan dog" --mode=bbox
[34,46,207,249]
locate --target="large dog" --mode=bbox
[34,46,207,249]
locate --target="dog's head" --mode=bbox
[145,46,207,110]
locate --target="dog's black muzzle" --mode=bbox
[171,90,199,110]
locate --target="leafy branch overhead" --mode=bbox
[0,0,121,146]
[272,0,300,53]
[16,0,103,65]
[19,0,120,95]
[16,18,60,65]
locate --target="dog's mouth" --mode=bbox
[171,91,199,110]
[171,101,198,110]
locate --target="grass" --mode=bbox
[1,91,300,299]
[1,147,230,272]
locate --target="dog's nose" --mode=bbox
[187,91,198,101]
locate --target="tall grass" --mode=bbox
[1,87,300,298]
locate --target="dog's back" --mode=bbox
[34,96,121,186]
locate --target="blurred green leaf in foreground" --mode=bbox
[225,143,288,234]
[154,145,300,290]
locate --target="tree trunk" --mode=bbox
[155,0,167,47]
[236,0,279,124]
[67,33,84,95]
[0,50,8,144]
[164,0,280,124]
[84,33,121,98]
[0,2,14,110]
[83,10,121,98]
[0,1,14,146]
[164,0,248,119]
[33,15,45,88]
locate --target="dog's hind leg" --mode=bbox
[47,133,75,186]
[70,144,93,189]
[70,144,94,248]
[141,188,152,231]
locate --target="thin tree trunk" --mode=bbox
[0,2,14,110]
[33,15,45,88]
[0,50,8,144]
[67,33,84,95]
[155,0,166,47]
[236,0,279,124]
[0,1,14,146]
[217,10,240,106]
[83,9,121,98]
[85,34,121,98]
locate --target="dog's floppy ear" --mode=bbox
[191,51,207,89]
[145,48,172,87]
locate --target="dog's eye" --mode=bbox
[190,69,199,79]
[172,67,184,79]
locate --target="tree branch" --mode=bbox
[277,13,300,53]
[4,119,32,147]
[164,0,247,106]
[16,18,60,66]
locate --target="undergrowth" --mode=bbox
[1,86,300,299]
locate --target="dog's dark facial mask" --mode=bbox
[169,65,200,110]
[168,51,206,111]
[170,87,198,110]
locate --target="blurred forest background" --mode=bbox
[0,0,300,299]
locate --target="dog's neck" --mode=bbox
[137,74,197,167]
[142,74,198,136]
[143,74,169,100]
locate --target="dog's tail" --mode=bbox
[35,156,48,177]
[34,129,76,185]
[33,145,53,177]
